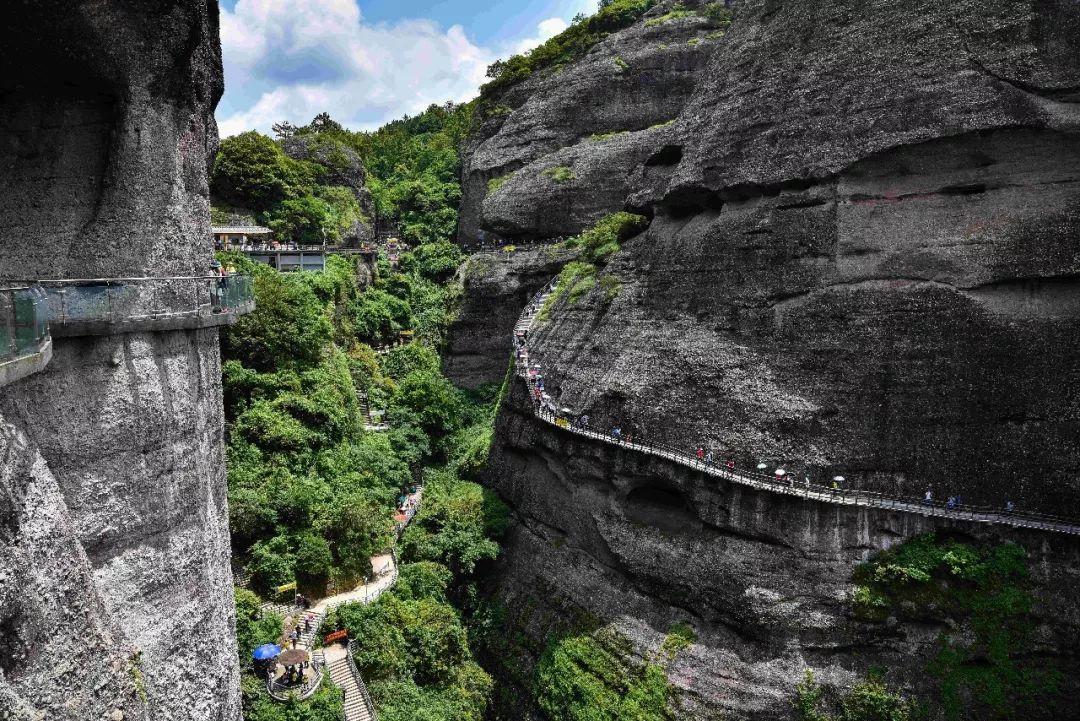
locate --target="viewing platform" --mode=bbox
[213,226,381,272]
[4,275,255,338]
[0,286,52,387]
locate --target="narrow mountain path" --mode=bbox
[515,282,1080,537]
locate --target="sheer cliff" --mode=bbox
[0,3,239,720]
[471,0,1080,718]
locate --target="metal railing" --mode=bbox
[267,657,326,702]
[345,640,379,720]
[9,274,255,330]
[1,286,50,365]
[513,283,1080,537]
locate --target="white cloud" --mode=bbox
[512,17,569,55]
[217,0,584,136]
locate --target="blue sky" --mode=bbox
[216,0,594,136]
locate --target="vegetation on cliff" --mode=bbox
[218,104,472,245]
[212,130,370,243]
[480,0,659,100]
[849,533,1060,720]
[538,211,649,320]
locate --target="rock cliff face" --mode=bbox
[475,0,1080,717]
[443,248,569,388]
[0,3,239,720]
[486,380,1080,720]
[458,0,723,246]
[282,135,376,245]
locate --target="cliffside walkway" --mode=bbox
[514,284,1080,537]
[0,286,52,387]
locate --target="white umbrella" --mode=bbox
[833,476,845,482]
[541,393,551,399]
[774,468,786,476]
[756,463,768,470]
[560,407,573,414]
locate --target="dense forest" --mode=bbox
[216,103,510,721]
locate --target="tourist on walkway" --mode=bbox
[727,458,735,471]
[1006,499,1015,513]
[705,449,714,465]
[612,426,622,441]
[924,488,933,506]
[946,496,956,511]
[696,447,705,462]
[290,629,299,649]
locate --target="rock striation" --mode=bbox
[475,0,1080,717]
[458,0,724,246]
[0,3,240,720]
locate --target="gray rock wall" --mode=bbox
[458,0,722,245]
[522,0,1080,512]
[0,2,239,719]
[443,248,568,388]
[485,378,1080,720]
[477,0,1080,716]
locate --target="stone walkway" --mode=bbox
[515,283,1080,537]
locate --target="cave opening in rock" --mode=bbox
[624,480,701,533]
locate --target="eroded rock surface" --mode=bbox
[0,2,239,719]
[479,0,1080,717]
[444,248,568,388]
[282,135,376,245]
[458,0,723,246]
[485,380,1080,720]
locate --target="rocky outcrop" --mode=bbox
[0,3,240,720]
[458,0,724,246]
[480,0,1080,717]
[484,379,1080,720]
[443,247,569,388]
[523,0,1080,513]
[282,135,376,245]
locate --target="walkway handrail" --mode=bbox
[513,283,1080,537]
[4,274,255,332]
[1,286,49,361]
[267,657,326,702]
[0,285,52,386]
[345,640,379,721]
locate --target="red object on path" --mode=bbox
[324,629,348,644]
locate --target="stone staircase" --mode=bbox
[328,650,374,721]
[297,610,325,648]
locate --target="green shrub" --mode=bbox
[481,0,659,98]
[854,534,1060,720]
[535,629,672,721]
[793,668,917,721]
[660,622,696,658]
[579,211,650,263]
[687,37,701,46]
[599,275,622,303]
[700,2,734,24]
[614,56,631,73]
[487,173,514,195]
[645,4,694,26]
[590,130,630,142]
[542,166,575,183]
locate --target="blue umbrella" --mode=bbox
[253,644,281,661]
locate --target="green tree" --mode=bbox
[212,131,316,211]
[224,268,332,372]
[266,196,336,244]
